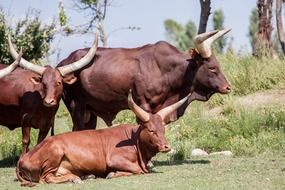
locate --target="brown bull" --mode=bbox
[16,91,190,187]
[0,33,98,154]
[57,29,231,131]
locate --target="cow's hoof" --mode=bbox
[72,178,83,184]
[106,172,115,179]
[147,161,154,169]
[81,174,96,180]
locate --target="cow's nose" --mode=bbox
[225,85,231,92]
[161,144,171,153]
[221,85,231,94]
[44,98,56,106]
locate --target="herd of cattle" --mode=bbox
[0,28,231,186]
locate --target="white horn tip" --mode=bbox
[220,28,232,35]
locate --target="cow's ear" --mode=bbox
[30,76,42,85]
[188,48,200,59]
[63,74,77,85]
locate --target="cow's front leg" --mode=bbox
[37,129,49,144]
[21,126,31,155]
[85,111,97,130]
[106,171,137,179]
[107,157,144,179]
[69,98,87,131]
[45,173,82,184]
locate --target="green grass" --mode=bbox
[166,99,285,159]
[0,153,284,190]
[219,53,285,96]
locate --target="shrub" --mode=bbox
[167,101,285,158]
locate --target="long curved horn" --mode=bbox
[128,90,150,122]
[8,34,46,75]
[157,93,191,122]
[194,28,231,58]
[58,31,99,76]
[0,49,22,78]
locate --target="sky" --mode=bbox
[1,0,257,65]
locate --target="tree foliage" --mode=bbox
[248,8,258,52]
[164,19,197,51]
[212,9,226,53]
[73,0,108,46]
[0,8,56,65]
[59,1,68,27]
[164,9,228,53]
[80,0,98,4]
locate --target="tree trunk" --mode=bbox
[276,0,285,54]
[198,0,211,34]
[96,0,107,47]
[255,0,273,57]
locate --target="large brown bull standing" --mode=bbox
[16,91,190,187]
[57,29,232,131]
[0,33,98,154]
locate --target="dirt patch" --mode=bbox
[237,89,285,108]
[206,89,285,117]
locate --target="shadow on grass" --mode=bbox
[154,159,210,166]
[0,156,18,168]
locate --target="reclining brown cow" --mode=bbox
[16,91,190,187]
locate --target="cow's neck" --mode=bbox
[163,53,205,123]
[130,126,158,173]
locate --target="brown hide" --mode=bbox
[58,41,231,130]
[0,65,59,154]
[16,123,170,186]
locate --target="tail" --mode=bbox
[16,158,35,187]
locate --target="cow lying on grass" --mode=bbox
[16,91,190,187]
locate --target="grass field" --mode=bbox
[0,153,284,190]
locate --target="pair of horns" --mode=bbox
[128,90,191,123]
[0,50,22,78]
[194,28,231,58]
[8,31,99,76]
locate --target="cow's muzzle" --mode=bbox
[159,144,172,153]
[220,85,231,94]
[43,98,57,107]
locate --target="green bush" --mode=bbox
[219,53,285,96]
[167,102,285,158]
[0,128,38,164]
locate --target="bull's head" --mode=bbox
[190,29,231,100]
[8,33,98,107]
[0,49,22,78]
[128,90,190,153]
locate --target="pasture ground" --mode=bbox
[0,153,284,190]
